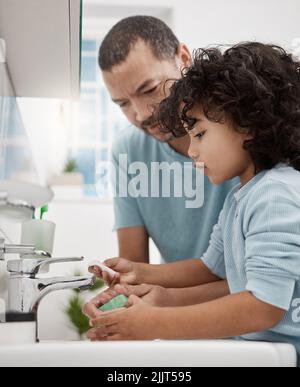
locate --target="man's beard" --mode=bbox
[140,115,175,142]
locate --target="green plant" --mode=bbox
[90,278,105,292]
[65,276,104,338]
[66,295,90,338]
[64,159,78,173]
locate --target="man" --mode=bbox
[84,16,237,324]
[98,16,237,264]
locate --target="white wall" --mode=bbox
[86,0,300,51]
[36,199,118,341]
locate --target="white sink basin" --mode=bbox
[0,340,296,367]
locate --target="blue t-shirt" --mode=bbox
[111,126,238,262]
[202,164,300,364]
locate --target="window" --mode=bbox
[0,96,38,183]
[68,34,128,198]
[66,7,173,200]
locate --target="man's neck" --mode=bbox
[168,135,191,157]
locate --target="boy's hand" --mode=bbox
[82,287,119,319]
[113,283,173,307]
[82,283,172,319]
[89,257,144,287]
[87,296,159,341]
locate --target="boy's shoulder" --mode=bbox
[267,164,300,189]
[248,164,300,205]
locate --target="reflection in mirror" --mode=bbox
[0,38,39,184]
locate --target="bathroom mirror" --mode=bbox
[0,0,79,221]
[0,41,53,221]
[0,0,81,98]
[0,40,14,97]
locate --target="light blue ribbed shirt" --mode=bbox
[202,164,300,364]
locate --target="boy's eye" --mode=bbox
[194,131,206,139]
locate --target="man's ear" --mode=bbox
[175,43,192,69]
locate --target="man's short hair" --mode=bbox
[99,16,180,71]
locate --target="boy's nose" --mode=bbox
[188,144,199,161]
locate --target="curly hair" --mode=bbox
[158,42,300,172]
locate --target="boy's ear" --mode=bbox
[176,43,192,69]
[242,132,254,149]
[245,133,254,141]
[242,129,255,141]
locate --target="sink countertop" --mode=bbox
[0,340,297,367]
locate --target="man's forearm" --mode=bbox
[153,292,285,340]
[166,280,230,306]
[140,259,221,288]
[118,227,150,264]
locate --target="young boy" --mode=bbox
[85,42,300,364]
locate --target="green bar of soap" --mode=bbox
[99,295,128,312]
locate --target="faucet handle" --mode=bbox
[7,257,85,276]
[0,237,38,260]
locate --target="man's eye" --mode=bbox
[119,102,128,108]
[144,86,158,95]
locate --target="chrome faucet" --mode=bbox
[0,238,95,313]
[0,237,49,260]
[7,257,96,313]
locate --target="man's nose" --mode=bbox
[133,101,152,123]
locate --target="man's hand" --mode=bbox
[87,296,159,341]
[89,257,145,287]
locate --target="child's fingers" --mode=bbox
[83,289,118,317]
[91,308,126,327]
[114,283,150,297]
[103,272,119,286]
[114,284,130,296]
[108,334,123,341]
[104,257,120,269]
[89,266,103,278]
[102,271,110,283]
[92,324,119,336]
[110,273,120,287]
[127,294,143,307]
[86,329,98,341]
[82,293,106,318]
[82,302,99,319]
[87,328,108,341]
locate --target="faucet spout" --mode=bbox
[31,275,96,312]
[7,256,96,316]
